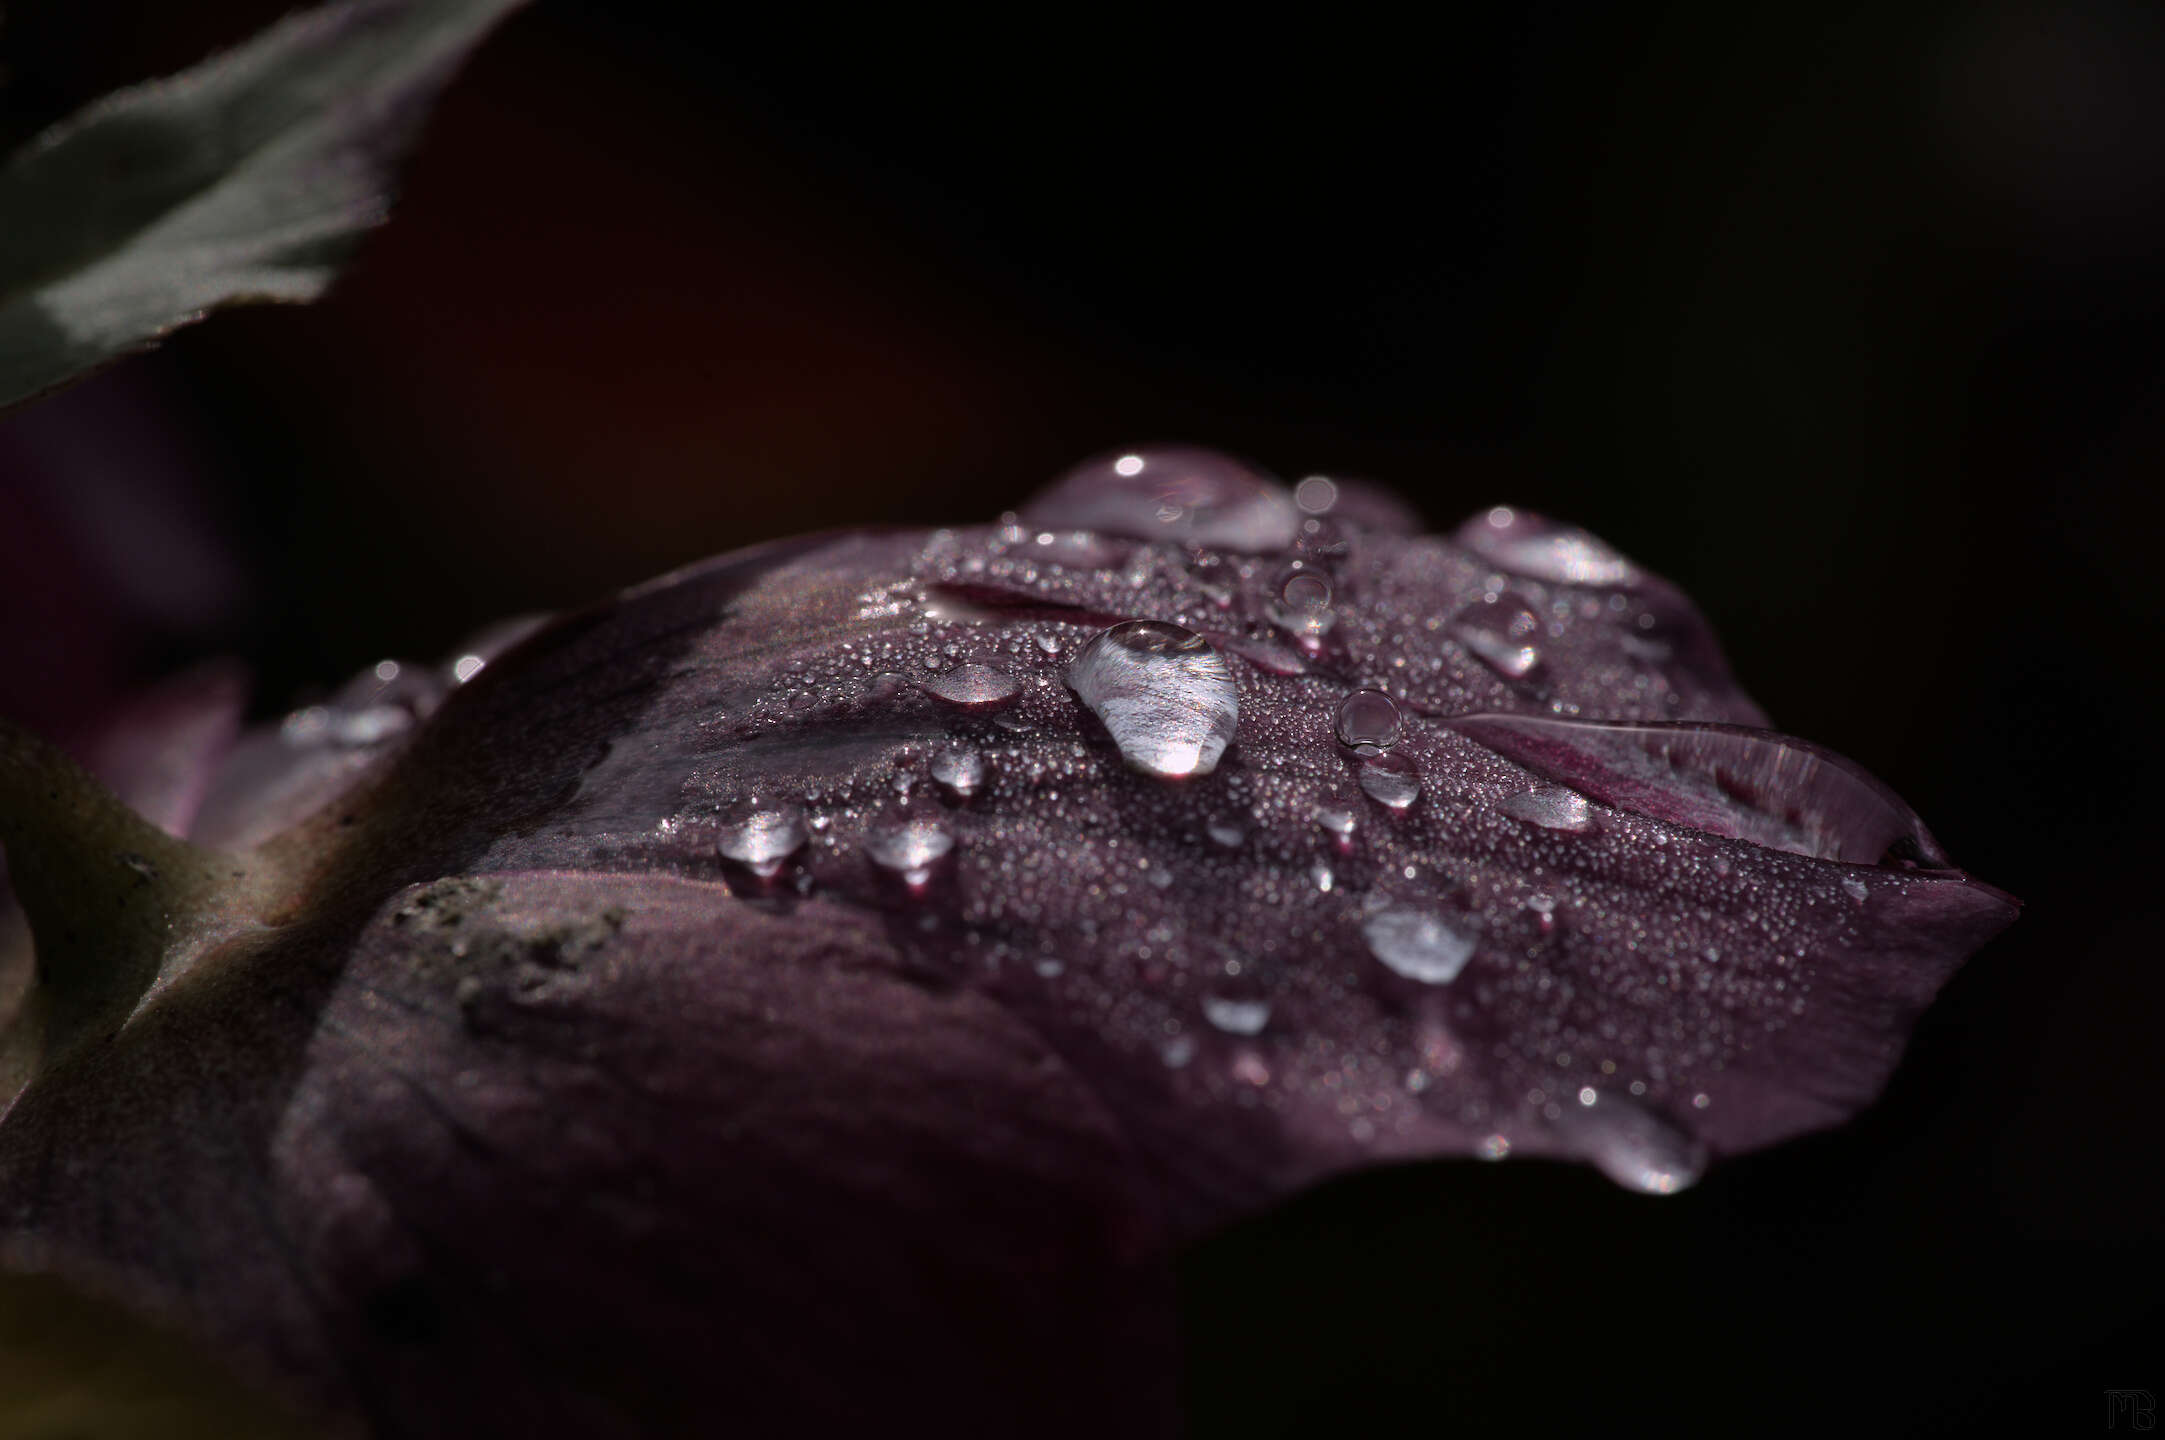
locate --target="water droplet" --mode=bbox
[1206,816,1249,848]
[1217,635,1309,676]
[1064,621,1240,779]
[918,663,1022,710]
[1358,753,1422,810]
[1451,593,1547,681]
[1477,1134,1512,1161]
[718,804,808,880]
[282,704,413,748]
[1456,505,1638,586]
[1840,875,1869,905]
[1202,994,1272,1035]
[1021,446,1300,552]
[1362,906,1477,984]
[1294,475,1339,514]
[931,745,988,801]
[1269,571,1336,653]
[1315,806,1359,852]
[1552,1091,1706,1195]
[1447,714,1948,865]
[865,814,956,890]
[1498,784,1594,832]
[1033,632,1064,655]
[1029,530,1125,567]
[451,654,487,684]
[1334,689,1403,751]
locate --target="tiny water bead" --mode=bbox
[1020,445,1301,553]
[1357,753,1422,810]
[1333,689,1402,751]
[930,744,988,801]
[865,814,956,889]
[1455,504,1637,587]
[1293,475,1339,514]
[1361,906,1477,985]
[1498,785,1594,833]
[1446,713,1949,865]
[716,804,808,880]
[1064,621,1240,780]
[918,663,1022,710]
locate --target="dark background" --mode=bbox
[2,1,2159,1433]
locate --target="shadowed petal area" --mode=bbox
[0,875,1175,1437]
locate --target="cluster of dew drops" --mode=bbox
[283,448,1946,1195]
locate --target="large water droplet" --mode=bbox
[918,663,1022,710]
[930,744,988,801]
[865,814,956,889]
[1358,753,1422,810]
[1334,689,1403,751]
[1270,571,1335,649]
[1451,593,1547,681]
[1498,784,1594,832]
[1553,1091,1706,1195]
[1446,714,1948,865]
[1362,906,1477,984]
[1021,446,1300,553]
[1456,505,1638,586]
[1065,621,1240,779]
[718,804,808,880]
[1202,994,1273,1035]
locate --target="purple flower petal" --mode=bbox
[0,458,2015,1434]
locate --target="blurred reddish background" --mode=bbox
[3,2,2162,1434]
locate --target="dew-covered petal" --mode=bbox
[0,478,2016,1436]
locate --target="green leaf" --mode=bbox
[0,0,528,413]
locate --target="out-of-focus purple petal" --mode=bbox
[77,660,248,838]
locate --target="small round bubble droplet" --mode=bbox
[1271,571,1336,649]
[1334,689,1403,751]
[1294,475,1339,514]
[1064,621,1240,780]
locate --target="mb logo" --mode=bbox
[2107,1390,2157,1430]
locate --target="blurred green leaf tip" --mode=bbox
[0,0,531,415]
